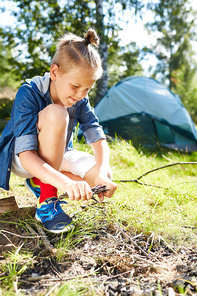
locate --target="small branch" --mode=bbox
[25,224,40,238]
[114,161,197,186]
[102,268,136,282]
[34,223,57,255]
[45,283,59,296]
[158,235,178,255]
[182,225,197,230]
[0,229,41,239]
[134,180,164,189]
[136,161,197,181]
[114,225,151,258]
[0,230,17,248]
[24,267,102,283]
[25,224,40,248]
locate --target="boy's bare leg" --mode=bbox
[37,104,69,170]
[36,104,116,199]
[61,171,83,181]
[62,166,116,199]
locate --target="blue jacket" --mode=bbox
[0,73,105,190]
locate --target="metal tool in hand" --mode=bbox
[60,184,109,200]
[91,185,109,201]
[91,185,109,194]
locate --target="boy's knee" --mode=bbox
[38,104,69,129]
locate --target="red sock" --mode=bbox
[32,177,40,186]
[39,182,58,203]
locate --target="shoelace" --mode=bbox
[47,198,67,213]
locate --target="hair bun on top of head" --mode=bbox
[84,28,99,47]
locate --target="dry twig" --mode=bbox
[114,161,197,188]
[0,230,17,248]
[34,223,57,255]
[0,229,41,239]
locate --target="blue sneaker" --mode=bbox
[25,178,40,198]
[35,197,74,234]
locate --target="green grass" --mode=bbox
[52,279,96,296]
[1,139,197,295]
[73,139,197,246]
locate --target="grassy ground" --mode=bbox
[75,139,197,246]
[0,139,197,295]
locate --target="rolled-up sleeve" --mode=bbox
[77,99,106,144]
[83,126,106,144]
[13,85,40,155]
[15,134,38,155]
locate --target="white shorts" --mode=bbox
[11,150,96,179]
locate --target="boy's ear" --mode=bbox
[50,64,59,80]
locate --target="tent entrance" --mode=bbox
[102,113,158,148]
[154,121,175,144]
[101,113,179,149]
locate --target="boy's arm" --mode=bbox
[87,139,117,199]
[90,139,111,177]
[77,98,106,144]
[19,150,92,200]
[77,99,117,198]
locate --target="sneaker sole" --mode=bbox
[35,213,75,234]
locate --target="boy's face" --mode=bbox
[50,64,96,107]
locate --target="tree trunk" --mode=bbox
[169,44,173,90]
[95,0,108,105]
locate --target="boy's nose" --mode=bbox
[75,90,84,100]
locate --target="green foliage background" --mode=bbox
[0,0,197,118]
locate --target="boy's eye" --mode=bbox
[72,85,79,89]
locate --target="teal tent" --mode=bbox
[94,76,197,151]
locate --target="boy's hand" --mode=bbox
[94,176,117,201]
[84,165,117,201]
[64,180,92,201]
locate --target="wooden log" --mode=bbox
[0,196,36,217]
[0,196,19,214]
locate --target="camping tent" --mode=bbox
[94,76,197,151]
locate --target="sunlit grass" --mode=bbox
[108,140,197,245]
[1,139,197,294]
[0,246,34,294]
[1,139,197,246]
[52,278,98,296]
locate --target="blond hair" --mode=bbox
[52,28,103,79]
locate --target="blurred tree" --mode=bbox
[171,36,197,121]
[146,0,195,84]
[146,0,196,89]
[0,35,19,90]
[94,0,143,103]
[145,0,197,121]
[108,42,143,87]
[89,41,143,105]
[94,0,108,104]
[0,0,143,104]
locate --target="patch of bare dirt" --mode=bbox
[0,212,197,295]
